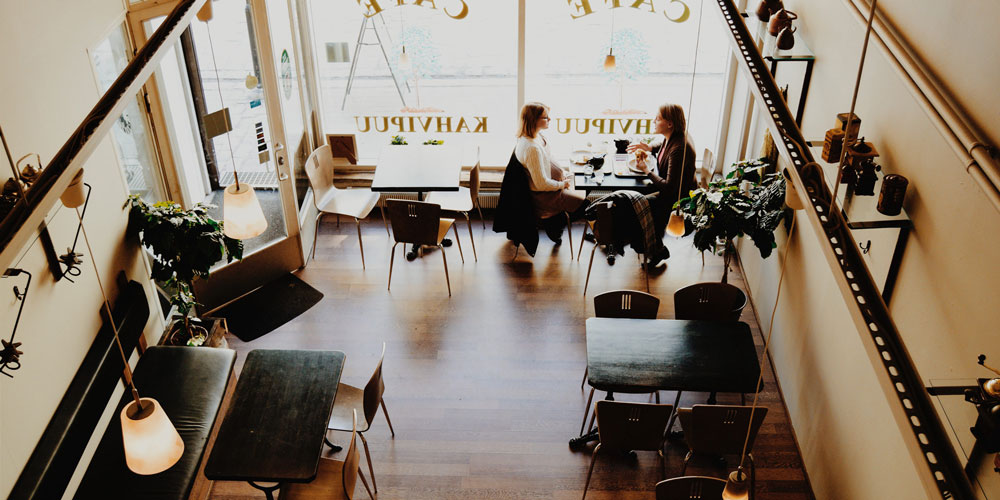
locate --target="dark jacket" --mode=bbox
[493,152,539,256]
[648,131,698,209]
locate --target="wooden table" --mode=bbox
[371,144,462,193]
[204,349,346,500]
[371,144,463,258]
[570,318,761,447]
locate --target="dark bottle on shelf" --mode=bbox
[878,174,908,215]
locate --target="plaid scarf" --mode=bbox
[591,191,665,256]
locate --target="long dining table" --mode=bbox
[570,317,761,448]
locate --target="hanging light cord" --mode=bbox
[205,21,241,190]
[75,207,143,410]
[831,0,878,212]
[609,7,615,56]
[674,0,706,205]
[1,124,28,200]
[735,214,796,474]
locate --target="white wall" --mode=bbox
[0,1,164,497]
[734,0,1000,498]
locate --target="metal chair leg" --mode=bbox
[440,244,451,297]
[583,244,598,295]
[452,222,464,263]
[380,399,395,437]
[476,205,485,230]
[358,432,378,494]
[357,466,375,500]
[356,218,366,270]
[580,387,594,436]
[643,253,650,292]
[465,212,477,261]
[581,444,601,500]
[587,404,597,433]
[577,224,590,261]
[565,212,574,259]
[681,451,692,475]
[387,242,398,291]
[311,213,322,259]
[580,366,588,389]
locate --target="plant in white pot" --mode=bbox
[674,159,789,283]
[126,195,243,346]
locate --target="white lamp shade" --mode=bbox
[666,211,686,237]
[722,469,750,500]
[399,49,411,70]
[223,182,267,239]
[120,398,184,475]
[61,169,86,208]
[603,53,616,72]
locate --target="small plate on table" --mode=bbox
[571,150,593,165]
[627,155,651,173]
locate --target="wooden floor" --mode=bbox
[208,216,815,500]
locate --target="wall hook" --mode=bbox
[1,268,31,378]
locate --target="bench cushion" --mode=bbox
[74,346,235,500]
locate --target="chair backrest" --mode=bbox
[673,282,748,322]
[591,201,615,245]
[341,410,361,499]
[362,342,387,427]
[304,144,338,208]
[697,148,715,189]
[655,476,726,500]
[386,199,442,246]
[594,290,659,319]
[469,161,481,204]
[594,401,673,452]
[677,405,768,457]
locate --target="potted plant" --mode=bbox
[674,158,788,283]
[391,135,408,145]
[125,195,243,346]
[422,139,443,145]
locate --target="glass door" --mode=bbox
[128,0,311,311]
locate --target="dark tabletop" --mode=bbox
[204,349,345,483]
[586,318,760,394]
[572,160,657,194]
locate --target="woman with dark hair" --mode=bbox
[514,102,587,242]
[627,103,698,239]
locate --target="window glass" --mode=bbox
[525,0,730,159]
[310,0,516,165]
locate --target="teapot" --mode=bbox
[777,25,796,50]
[755,0,783,21]
[768,8,797,36]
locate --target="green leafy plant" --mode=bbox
[125,195,243,345]
[422,139,443,145]
[391,135,408,145]
[674,158,788,283]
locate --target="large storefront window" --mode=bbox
[310,0,516,165]
[526,0,730,159]
[310,0,728,166]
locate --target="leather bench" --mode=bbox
[73,346,235,500]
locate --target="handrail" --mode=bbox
[842,0,1000,211]
[0,0,207,272]
[712,0,975,498]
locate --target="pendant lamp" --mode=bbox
[69,179,183,475]
[204,12,267,239]
[666,211,686,237]
[782,167,805,210]
[399,46,411,70]
[722,468,750,500]
[604,8,616,72]
[60,169,87,208]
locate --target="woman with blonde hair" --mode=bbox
[513,102,587,243]
[627,103,697,240]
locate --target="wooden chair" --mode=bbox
[673,282,748,322]
[677,405,766,496]
[305,145,386,269]
[654,476,726,500]
[581,401,673,500]
[324,343,395,496]
[697,148,716,189]
[386,199,459,296]
[579,202,650,295]
[280,410,374,500]
[426,158,482,261]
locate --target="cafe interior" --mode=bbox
[1,0,999,499]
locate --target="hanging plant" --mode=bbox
[674,159,789,282]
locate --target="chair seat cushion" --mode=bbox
[425,188,473,213]
[278,457,352,500]
[328,383,371,433]
[318,188,379,219]
[74,346,236,500]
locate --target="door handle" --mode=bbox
[274,142,286,166]
[278,172,289,181]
